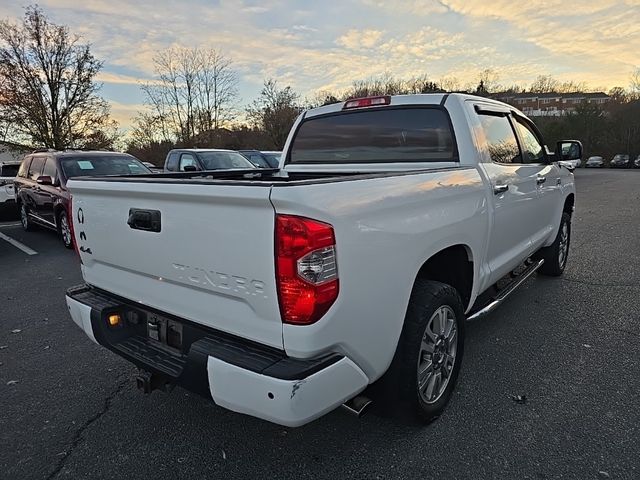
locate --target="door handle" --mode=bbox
[493,184,509,195]
[128,208,161,232]
[536,175,546,185]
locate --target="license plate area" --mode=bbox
[146,312,183,352]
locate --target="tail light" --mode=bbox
[343,95,391,110]
[275,214,339,325]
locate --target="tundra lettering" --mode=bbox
[171,263,267,298]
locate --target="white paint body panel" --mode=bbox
[66,93,575,426]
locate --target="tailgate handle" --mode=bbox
[127,209,161,233]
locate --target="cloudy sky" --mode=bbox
[1,0,639,128]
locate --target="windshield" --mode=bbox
[0,164,20,177]
[199,151,256,170]
[61,155,150,178]
[289,108,455,164]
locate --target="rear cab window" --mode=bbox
[289,107,457,164]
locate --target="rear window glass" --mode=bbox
[61,155,150,178]
[289,108,456,164]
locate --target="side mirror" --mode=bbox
[556,140,582,161]
[36,175,53,185]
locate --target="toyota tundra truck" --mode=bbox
[65,93,580,427]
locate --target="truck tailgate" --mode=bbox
[67,180,283,349]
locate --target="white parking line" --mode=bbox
[0,231,38,255]
[0,223,22,228]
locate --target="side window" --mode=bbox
[18,157,32,178]
[514,119,546,164]
[42,158,58,182]
[478,114,522,164]
[166,152,179,171]
[179,153,198,171]
[28,157,45,180]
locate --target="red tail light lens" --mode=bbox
[275,215,339,325]
[343,95,391,109]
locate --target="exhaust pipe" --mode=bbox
[341,395,373,417]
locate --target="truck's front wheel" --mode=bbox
[383,280,465,423]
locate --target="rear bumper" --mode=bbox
[65,284,368,427]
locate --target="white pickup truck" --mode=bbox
[65,93,580,427]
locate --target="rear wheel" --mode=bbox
[535,212,571,276]
[58,210,73,249]
[380,280,465,423]
[20,203,33,231]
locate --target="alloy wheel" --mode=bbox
[417,305,458,404]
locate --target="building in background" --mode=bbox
[493,92,611,117]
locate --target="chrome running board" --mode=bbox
[467,259,544,322]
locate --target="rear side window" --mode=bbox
[166,152,179,171]
[289,108,456,164]
[18,157,31,178]
[28,157,45,180]
[478,115,521,164]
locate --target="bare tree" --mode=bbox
[246,79,302,149]
[0,5,113,149]
[139,47,238,146]
[529,75,560,93]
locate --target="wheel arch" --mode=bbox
[563,193,575,217]
[414,244,474,311]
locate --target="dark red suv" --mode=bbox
[14,150,150,248]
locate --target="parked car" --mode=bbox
[66,93,579,427]
[610,154,630,168]
[634,155,640,168]
[237,150,273,168]
[14,150,150,248]
[585,156,604,168]
[0,161,21,211]
[261,151,282,168]
[164,149,256,172]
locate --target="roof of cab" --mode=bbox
[303,92,515,118]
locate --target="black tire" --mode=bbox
[20,203,33,231]
[535,212,571,276]
[57,210,73,249]
[378,280,465,423]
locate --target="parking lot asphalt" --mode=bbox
[1,169,639,480]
